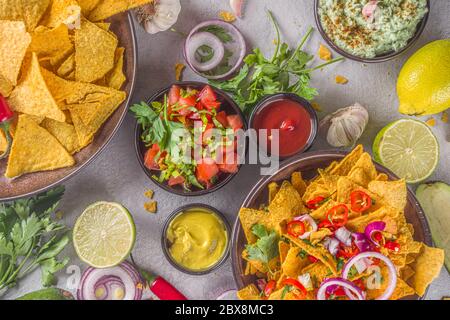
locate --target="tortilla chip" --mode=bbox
[0,21,31,92]
[75,18,118,83]
[0,0,23,20]
[5,115,75,178]
[88,0,154,21]
[96,22,111,31]
[0,129,7,153]
[105,47,126,89]
[78,0,102,16]
[376,173,389,181]
[237,284,261,300]
[310,199,338,221]
[268,182,279,203]
[318,169,341,194]
[22,0,51,31]
[348,152,378,184]
[279,241,290,264]
[57,53,75,78]
[268,181,306,230]
[287,234,338,276]
[301,262,334,285]
[401,265,416,282]
[310,229,333,245]
[410,245,444,296]
[30,24,74,67]
[41,118,80,154]
[348,167,372,188]
[281,247,309,278]
[368,179,407,211]
[291,171,307,196]
[41,0,81,28]
[329,144,364,176]
[391,278,416,300]
[8,53,65,122]
[239,208,270,244]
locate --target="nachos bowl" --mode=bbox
[231,148,436,300]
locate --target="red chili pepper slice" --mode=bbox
[282,278,307,299]
[350,191,372,213]
[287,220,306,238]
[264,280,276,297]
[307,255,318,263]
[384,241,401,253]
[0,95,14,159]
[306,196,326,210]
[326,204,349,227]
[336,242,360,259]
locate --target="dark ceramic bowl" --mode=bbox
[231,150,432,300]
[161,204,231,275]
[134,81,247,196]
[0,13,137,201]
[249,93,318,160]
[314,0,430,63]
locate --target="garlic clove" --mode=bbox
[137,0,181,34]
[320,103,369,148]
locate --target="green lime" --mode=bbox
[373,119,439,184]
[73,202,136,268]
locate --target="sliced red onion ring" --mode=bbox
[342,251,397,300]
[317,278,366,300]
[364,221,386,247]
[323,237,339,256]
[77,261,143,300]
[352,232,371,252]
[354,258,373,274]
[293,214,318,240]
[335,226,352,247]
[186,32,225,72]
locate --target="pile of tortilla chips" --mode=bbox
[0,0,152,178]
[237,145,444,300]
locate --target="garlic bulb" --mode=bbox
[135,0,181,34]
[319,103,369,148]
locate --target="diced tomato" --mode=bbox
[336,243,360,259]
[168,85,181,106]
[196,158,219,183]
[178,95,197,108]
[264,280,276,297]
[215,111,229,127]
[226,115,243,131]
[218,153,238,173]
[144,144,161,170]
[199,85,217,103]
[384,241,401,253]
[168,176,185,186]
[203,100,221,111]
[202,123,215,144]
[307,255,318,263]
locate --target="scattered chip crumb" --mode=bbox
[136,282,144,290]
[425,117,436,127]
[219,10,236,22]
[318,44,332,61]
[335,75,349,84]
[55,211,64,220]
[144,201,157,214]
[441,112,448,123]
[144,189,154,199]
[311,102,322,112]
[175,63,186,81]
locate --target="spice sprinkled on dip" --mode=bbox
[318,0,428,58]
[251,95,317,158]
[166,207,228,272]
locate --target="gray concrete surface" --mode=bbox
[4,0,449,300]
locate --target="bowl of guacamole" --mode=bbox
[162,204,231,275]
[315,0,430,62]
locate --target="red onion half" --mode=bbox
[352,232,371,252]
[77,261,143,300]
[317,278,366,300]
[364,221,386,247]
[342,251,397,300]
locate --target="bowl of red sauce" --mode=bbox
[249,94,318,159]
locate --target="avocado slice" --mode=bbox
[16,288,74,300]
[416,182,450,272]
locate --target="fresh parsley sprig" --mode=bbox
[0,187,70,295]
[245,224,279,272]
[210,11,344,114]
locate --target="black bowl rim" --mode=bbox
[230,149,433,299]
[248,93,319,160]
[134,81,248,197]
[313,0,431,63]
[161,203,232,276]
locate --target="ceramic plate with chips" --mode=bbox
[0,5,137,201]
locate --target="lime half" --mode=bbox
[73,202,136,268]
[373,119,439,184]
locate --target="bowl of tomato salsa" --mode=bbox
[133,82,247,196]
[250,93,318,159]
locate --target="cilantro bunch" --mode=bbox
[245,224,279,272]
[210,11,343,114]
[0,187,70,295]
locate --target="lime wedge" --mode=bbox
[373,119,439,184]
[73,202,136,268]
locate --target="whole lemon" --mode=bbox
[397,39,450,116]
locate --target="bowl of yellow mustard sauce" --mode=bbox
[162,204,231,275]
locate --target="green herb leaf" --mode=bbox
[245,224,279,264]
[199,25,233,43]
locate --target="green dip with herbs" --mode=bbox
[318,0,428,58]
